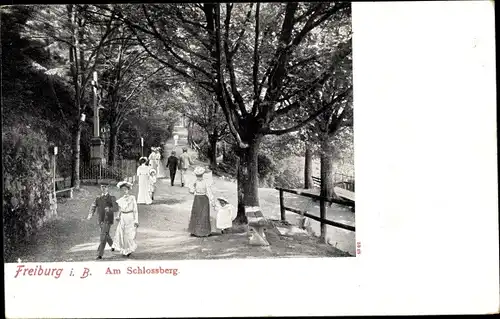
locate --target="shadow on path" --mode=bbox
[150,199,186,206]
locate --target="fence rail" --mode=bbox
[276,187,355,243]
[312,173,355,191]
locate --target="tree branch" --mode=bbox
[229,3,254,56]
[210,4,248,148]
[273,41,352,117]
[292,3,350,48]
[223,4,247,116]
[251,2,261,114]
[141,5,212,80]
[264,86,352,136]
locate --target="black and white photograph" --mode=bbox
[2,2,354,263]
[3,1,498,318]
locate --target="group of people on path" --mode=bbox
[86,145,236,260]
[138,146,194,206]
[166,147,195,187]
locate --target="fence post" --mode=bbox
[320,198,327,243]
[279,189,285,221]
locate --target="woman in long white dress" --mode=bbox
[112,181,139,257]
[157,147,166,178]
[148,147,160,172]
[136,157,152,205]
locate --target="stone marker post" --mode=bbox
[90,71,104,169]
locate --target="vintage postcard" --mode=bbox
[2,1,498,318]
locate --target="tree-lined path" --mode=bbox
[2,4,355,262]
[10,128,351,263]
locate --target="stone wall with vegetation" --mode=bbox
[2,124,54,259]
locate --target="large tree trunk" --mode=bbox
[320,138,336,199]
[304,145,313,189]
[233,136,261,225]
[108,122,119,166]
[208,133,218,170]
[71,120,82,189]
[235,154,247,224]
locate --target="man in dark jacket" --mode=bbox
[86,184,119,260]
[166,151,179,186]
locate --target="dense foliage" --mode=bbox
[2,124,53,259]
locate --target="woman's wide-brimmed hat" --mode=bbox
[151,146,155,150]
[193,166,205,176]
[217,197,229,204]
[117,181,133,189]
[139,156,148,162]
[149,168,157,174]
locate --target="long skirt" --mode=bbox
[111,213,137,255]
[188,195,211,237]
[157,159,166,178]
[137,174,152,204]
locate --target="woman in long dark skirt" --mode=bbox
[188,166,215,237]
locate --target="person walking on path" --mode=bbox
[148,147,161,173]
[112,181,139,257]
[188,166,215,237]
[136,157,152,205]
[86,183,119,260]
[179,147,193,187]
[166,151,179,186]
[148,168,157,200]
[214,197,236,234]
[157,147,166,178]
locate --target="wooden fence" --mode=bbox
[277,187,355,243]
[312,173,355,191]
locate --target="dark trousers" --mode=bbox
[170,169,177,186]
[98,222,113,257]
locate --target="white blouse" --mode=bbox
[189,179,214,202]
[137,164,150,176]
[116,195,139,223]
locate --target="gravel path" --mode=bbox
[9,127,352,263]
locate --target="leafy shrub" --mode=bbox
[197,140,210,162]
[258,153,276,187]
[274,156,303,189]
[2,124,53,259]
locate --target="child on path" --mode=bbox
[148,169,157,200]
[86,183,119,260]
[215,197,236,234]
